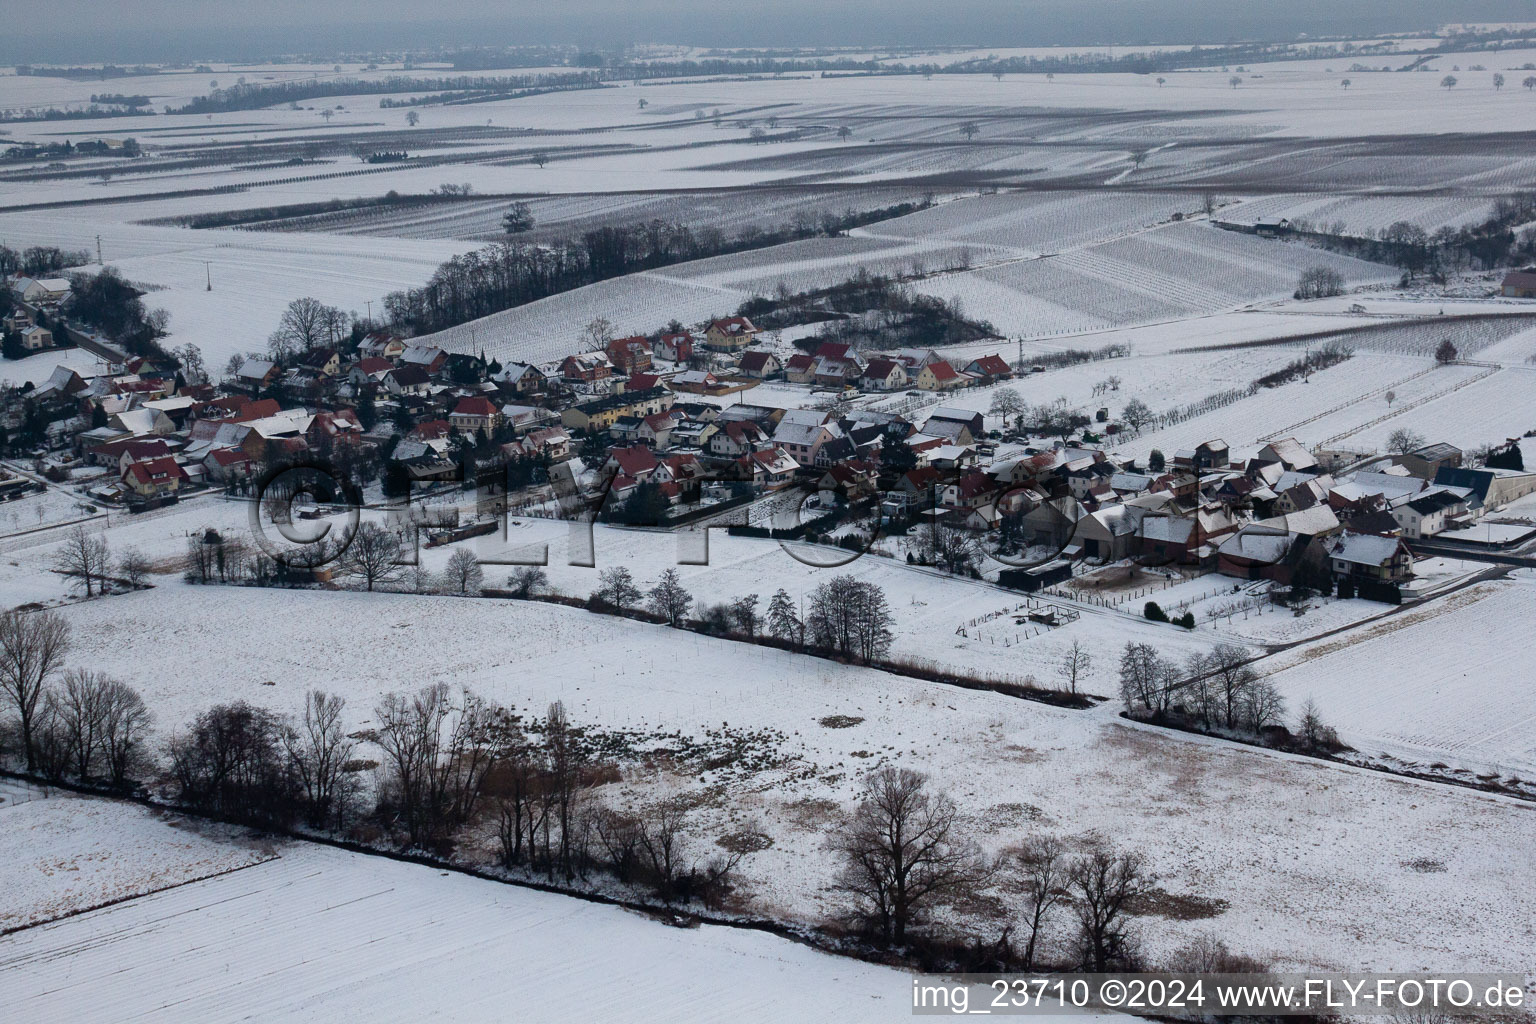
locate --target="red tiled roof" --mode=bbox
[452,396,498,418]
[926,361,958,381]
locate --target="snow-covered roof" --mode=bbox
[1329,532,1406,566]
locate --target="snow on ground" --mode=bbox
[1342,367,1536,452]
[1260,576,1536,779]
[0,806,910,1024]
[32,580,1536,973]
[0,793,274,931]
[0,345,106,389]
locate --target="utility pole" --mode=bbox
[365,300,372,323]
[204,261,212,291]
[95,235,102,264]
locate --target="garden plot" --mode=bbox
[0,794,273,931]
[1345,368,1536,452]
[40,583,1536,973]
[1260,577,1536,778]
[0,818,908,1024]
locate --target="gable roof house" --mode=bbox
[737,351,782,379]
[13,277,71,305]
[496,362,546,395]
[383,364,432,396]
[400,345,448,375]
[1500,268,1536,298]
[297,348,342,377]
[707,419,770,458]
[964,354,1013,382]
[702,316,759,351]
[19,325,54,351]
[783,352,816,384]
[860,358,909,392]
[737,447,799,491]
[109,407,175,437]
[772,411,836,466]
[358,332,406,360]
[234,359,280,392]
[349,357,396,386]
[653,332,695,363]
[1254,437,1318,474]
[561,386,675,433]
[1328,531,1414,583]
[121,455,186,499]
[448,396,503,438]
[915,360,967,391]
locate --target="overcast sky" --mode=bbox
[7,1,1530,63]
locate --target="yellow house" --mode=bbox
[915,360,967,391]
[703,316,759,351]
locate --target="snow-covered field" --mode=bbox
[20,579,1536,973]
[0,803,910,1024]
[0,793,274,931]
[1262,576,1536,778]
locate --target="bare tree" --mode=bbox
[648,568,692,626]
[836,125,853,141]
[441,548,484,595]
[1069,849,1154,970]
[1203,643,1256,731]
[270,297,344,358]
[1386,428,1426,455]
[406,110,419,126]
[1440,75,1457,90]
[99,677,150,785]
[0,609,71,770]
[730,593,760,636]
[507,566,549,598]
[1059,639,1092,695]
[1120,397,1154,432]
[118,547,152,589]
[831,767,983,944]
[374,684,497,846]
[958,120,979,141]
[1229,75,1242,89]
[344,521,402,591]
[1242,678,1286,735]
[283,690,356,829]
[989,389,1026,428]
[53,668,111,778]
[1384,389,1396,408]
[1016,835,1069,969]
[594,566,640,609]
[54,525,110,597]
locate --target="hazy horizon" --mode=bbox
[5,1,1531,65]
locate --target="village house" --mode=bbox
[702,316,759,352]
[1328,531,1414,583]
[738,447,799,491]
[449,396,502,438]
[915,360,967,391]
[1253,437,1318,474]
[358,332,406,361]
[496,362,546,396]
[20,325,54,351]
[400,345,448,375]
[737,351,782,379]
[784,353,816,384]
[508,425,572,462]
[1174,439,1231,472]
[383,364,432,396]
[297,348,342,377]
[561,386,675,433]
[1435,463,1536,511]
[1392,489,1468,539]
[349,357,395,388]
[964,354,1012,383]
[560,352,612,383]
[707,419,771,458]
[860,358,909,392]
[121,455,186,500]
[1500,268,1536,298]
[605,336,654,374]
[666,370,723,394]
[922,407,984,446]
[11,277,71,305]
[771,409,837,466]
[234,359,280,392]
[653,332,695,363]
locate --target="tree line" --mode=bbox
[381,202,930,337]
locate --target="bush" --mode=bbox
[1178,612,1196,630]
[1143,601,1167,623]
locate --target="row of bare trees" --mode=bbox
[1120,642,1287,737]
[51,526,153,597]
[833,767,1155,969]
[0,608,152,785]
